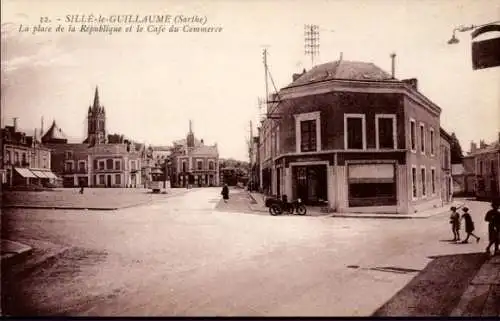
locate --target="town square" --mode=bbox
[1,0,499,317]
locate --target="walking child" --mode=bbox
[449,206,461,242]
[460,207,480,243]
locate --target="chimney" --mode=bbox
[402,78,418,90]
[292,69,307,82]
[390,53,396,79]
[13,117,18,132]
[480,140,488,149]
[471,141,477,153]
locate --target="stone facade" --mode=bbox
[42,86,145,188]
[2,119,56,187]
[171,121,219,187]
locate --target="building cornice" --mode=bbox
[278,79,441,117]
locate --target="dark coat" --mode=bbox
[485,209,500,242]
[462,213,475,233]
[221,186,229,200]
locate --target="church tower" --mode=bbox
[85,86,107,145]
[186,120,195,148]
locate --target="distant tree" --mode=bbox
[450,132,463,164]
[107,133,125,144]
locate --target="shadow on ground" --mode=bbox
[372,252,487,317]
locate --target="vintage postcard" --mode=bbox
[1,0,499,317]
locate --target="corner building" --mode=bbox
[259,60,448,214]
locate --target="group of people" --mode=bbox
[449,201,500,255]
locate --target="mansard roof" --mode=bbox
[285,60,394,88]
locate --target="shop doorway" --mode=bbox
[292,165,327,205]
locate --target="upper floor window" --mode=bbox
[106,159,113,170]
[5,151,10,163]
[43,157,47,168]
[22,153,27,164]
[430,128,435,155]
[65,151,73,159]
[375,114,396,149]
[131,160,136,171]
[344,114,366,150]
[300,120,316,152]
[419,123,425,154]
[410,119,416,152]
[79,161,86,171]
[65,161,73,171]
[209,161,214,170]
[14,152,19,163]
[197,160,203,170]
[99,161,105,170]
[115,160,121,170]
[182,161,187,172]
[295,111,321,153]
[479,160,483,175]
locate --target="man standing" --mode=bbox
[485,201,500,256]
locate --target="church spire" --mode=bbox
[93,86,100,110]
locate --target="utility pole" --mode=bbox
[262,48,269,111]
[304,24,320,68]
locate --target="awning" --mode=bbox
[40,171,58,179]
[31,170,49,178]
[14,167,37,178]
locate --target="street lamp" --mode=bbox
[447,21,500,44]
[447,25,477,44]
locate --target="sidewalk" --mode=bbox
[248,191,463,219]
[1,239,32,262]
[1,188,190,211]
[451,254,500,316]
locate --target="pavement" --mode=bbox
[1,187,499,316]
[1,187,191,210]
[248,191,465,219]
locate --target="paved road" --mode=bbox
[1,189,492,316]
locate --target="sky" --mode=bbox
[1,0,499,161]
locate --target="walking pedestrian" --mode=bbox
[460,207,480,243]
[221,184,229,203]
[449,206,461,242]
[485,201,500,255]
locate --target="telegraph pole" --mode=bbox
[304,24,320,68]
[262,48,269,110]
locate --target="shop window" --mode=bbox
[347,164,396,207]
[99,175,105,185]
[115,174,121,185]
[345,114,366,150]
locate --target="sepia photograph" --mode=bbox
[1,0,499,317]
